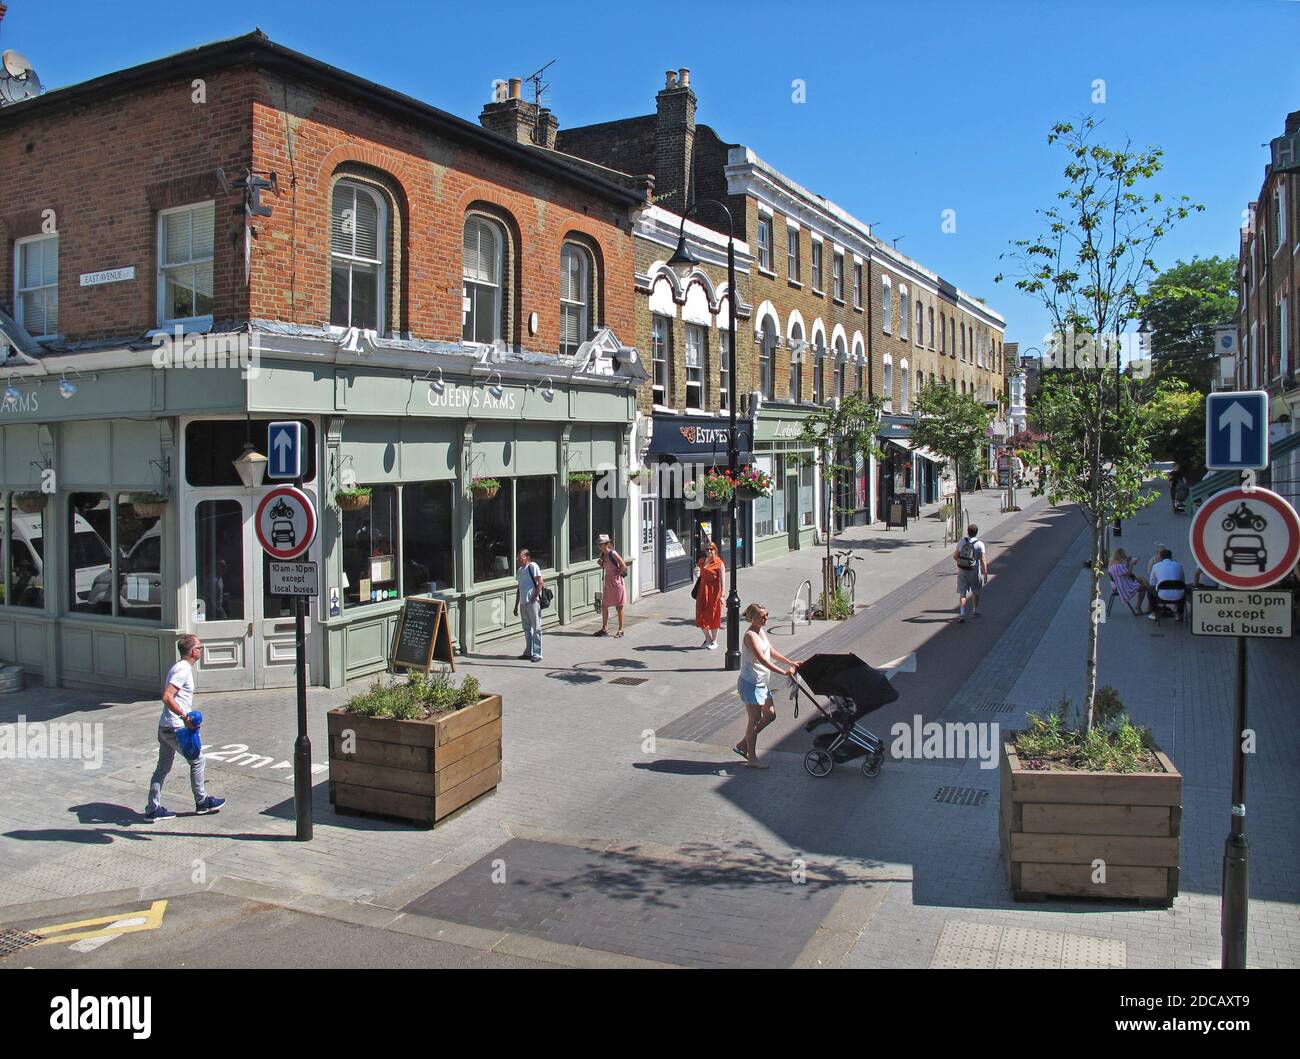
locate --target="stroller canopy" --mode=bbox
[797,653,899,716]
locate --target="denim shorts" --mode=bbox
[738,677,769,706]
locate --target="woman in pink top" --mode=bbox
[595,534,628,637]
[1107,548,1152,614]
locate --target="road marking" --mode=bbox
[879,652,917,678]
[68,916,147,953]
[31,900,167,947]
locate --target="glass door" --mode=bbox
[190,496,254,692]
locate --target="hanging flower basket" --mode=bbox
[130,493,169,519]
[687,472,734,511]
[470,477,501,501]
[14,492,47,514]
[336,487,373,512]
[730,465,773,501]
[568,472,594,493]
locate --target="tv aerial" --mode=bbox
[523,59,555,109]
[0,49,42,106]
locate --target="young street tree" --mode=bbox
[796,391,884,612]
[1144,256,1237,393]
[996,116,1201,728]
[908,382,993,539]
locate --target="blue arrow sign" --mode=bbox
[267,421,303,480]
[1205,391,1268,471]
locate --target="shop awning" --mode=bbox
[914,446,947,464]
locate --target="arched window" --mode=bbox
[789,321,804,403]
[940,312,946,353]
[899,358,910,412]
[813,339,826,403]
[883,355,893,411]
[834,336,847,398]
[759,316,778,399]
[881,277,893,333]
[949,318,956,357]
[916,370,924,398]
[853,338,865,393]
[928,306,935,348]
[331,180,387,332]
[463,215,505,345]
[915,299,924,346]
[899,286,910,340]
[560,243,592,356]
[960,324,967,361]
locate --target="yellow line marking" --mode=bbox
[31,900,167,946]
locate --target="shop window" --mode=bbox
[560,243,592,356]
[685,324,705,409]
[5,496,41,608]
[568,485,613,564]
[158,202,215,328]
[652,316,672,406]
[330,181,386,332]
[185,420,316,487]
[772,455,787,534]
[754,456,775,537]
[343,484,399,607]
[15,234,58,339]
[402,482,455,595]
[799,462,815,528]
[718,329,730,411]
[67,494,112,615]
[473,479,514,582]
[516,476,553,570]
[115,495,162,621]
[195,499,244,622]
[463,215,505,345]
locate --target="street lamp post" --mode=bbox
[668,201,743,671]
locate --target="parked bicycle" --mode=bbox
[832,549,858,606]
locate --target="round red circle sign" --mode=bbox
[1188,486,1300,590]
[255,486,318,560]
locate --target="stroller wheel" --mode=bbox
[804,748,834,778]
[862,751,883,778]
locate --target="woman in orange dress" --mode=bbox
[694,539,725,649]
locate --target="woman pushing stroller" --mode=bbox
[733,602,800,769]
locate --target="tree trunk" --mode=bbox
[1083,392,1104,730]
[954,457,963,543]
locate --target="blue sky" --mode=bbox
[5,0,1298,351]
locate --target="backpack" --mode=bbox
[527,563,554,610]
[957,537,980,570]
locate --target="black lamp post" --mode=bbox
[667,200,743,671]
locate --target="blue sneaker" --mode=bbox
[143,806,176,822]
[194,796,226,815]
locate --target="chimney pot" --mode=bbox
[678,68,690,88]
[664,70,678,88]
[509,78,522,100]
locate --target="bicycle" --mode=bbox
[832,549,858,607]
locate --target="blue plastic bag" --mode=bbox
[177,710,203,761]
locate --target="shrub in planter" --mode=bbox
[13,492,47,514]
[568,472,594,493]
[470,477,501,500]
[1000,689,1181,905]
[336,486,373,512]
[328,672,501,826]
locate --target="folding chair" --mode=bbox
[1152,580,1187,626]
[1106,569,1141,617]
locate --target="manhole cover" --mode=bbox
[609,676,649,687]
[0,928,41,959]
[975,701,1015,713]
[934,787,989,807]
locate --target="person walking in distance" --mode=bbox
[694,539,724,649]
[143,635,225,821]
[732,603,799,769]
[594,534,627,637]
[954,523,988,623]
[514,548,545,662]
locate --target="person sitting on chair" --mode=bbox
[1108,549,1152,615]
[1148,547,1187,621]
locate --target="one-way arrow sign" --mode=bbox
[1206,391,1268,471]
[267,420,304,480]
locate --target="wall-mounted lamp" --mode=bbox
[485,370,503,399]
[538,376,555,400]
[2,375,21,406]
[58,369,82,400]
[416,366,446,393]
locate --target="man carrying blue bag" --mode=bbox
[143,635,226,822]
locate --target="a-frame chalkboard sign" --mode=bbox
[389,597,456,674]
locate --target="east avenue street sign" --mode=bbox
[1191,589,1292,638]
[269,561,319,597]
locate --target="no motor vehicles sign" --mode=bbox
[1188,486,1300,591]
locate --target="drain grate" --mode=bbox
[934,786,989,807]
[608,676,649,687]
[0,928,41,959]
[975,701,1015,714]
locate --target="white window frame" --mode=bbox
[881,276,893,333]
[718,327,731,411]
[14,233,59,341]
[832,252,844,301]
[853,262,863,309]
[899,285,910,340]
[157,201,216,330]
[462,214,504,346]
[883,354,894,412]
[757,216,772,272]
[685,322,705,410]
[787,227,800,283]
[928,306,935,349]
[915,299,924,346]
[789,323,804,403]
[810,240,824,292]
[899,358,910,412]
[652,314,672,407]
[560,243,591,356]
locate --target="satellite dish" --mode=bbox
[0,50,42,106]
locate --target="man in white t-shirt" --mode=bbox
[953,524,988,623]
[1147,547,1186,621]
[143,635,225,821]
[513,549,545,663]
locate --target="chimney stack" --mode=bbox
[655,65,697,215]
[479,76,560,150]
[1286,110,1300,136]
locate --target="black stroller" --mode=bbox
[791,652,899,778]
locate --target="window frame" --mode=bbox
[853,262,863,309]
[560,242,592,356]
[685,322,706,410]
[652,314,672,407]
[463,213,506,347]
[787,227,800,283]
[757,215,772,272]
[881,276,893,333]
[14,233,59,341]
[157,200,216,331]
[832,252,844,301]
[810,240,824,292]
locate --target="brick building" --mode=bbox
[0,31,651,691]
[558,68,1007,547]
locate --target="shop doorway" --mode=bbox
[184,490,322,691]
[639,495,658,595]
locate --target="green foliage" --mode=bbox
[909,382,993,472]
[1143,256,1237,393]
[817,587,853,621]
[345,671,483,719]
[1015,688,1156,772]
[568,472,594,486]
[1143,380,1206,476]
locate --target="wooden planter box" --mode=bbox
[1000,738,1181,905]
[327,694,501,827]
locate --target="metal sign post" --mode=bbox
[1222,636,1248,969]
[291,475,312,842]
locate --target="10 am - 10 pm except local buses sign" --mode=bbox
[1189,485,1299,638]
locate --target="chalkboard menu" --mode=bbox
[389,597,455,673]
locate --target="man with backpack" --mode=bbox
[514,548,546,662]
[953,524,987,623]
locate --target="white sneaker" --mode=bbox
[706,641,718,650]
